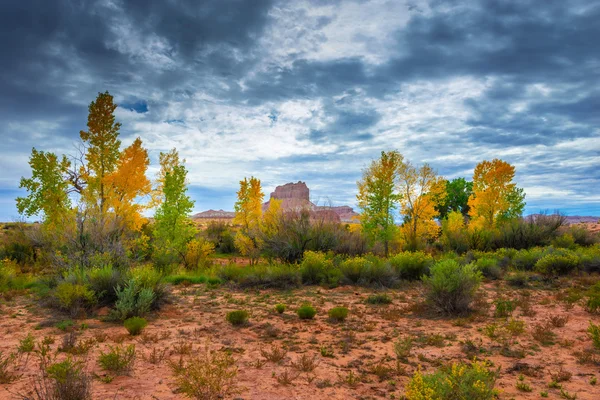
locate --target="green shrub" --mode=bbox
[43,357,92,400]
[226,310,249,326]
[512,248,544,271]
[87,264,124,305]
[18,333,35,353]
[586,282,600,313]
[124,317,148,336]
[588,321,600,349]
[552,234,577,249]
[98,344,136,375]
[54,282,96,316]
[110,279,155,321]
[297,304,317,320]
[494,299,515,318]
[130,265,167,303]
[164,274,208,285]
[422,260,482,315]
[579,245,600,273]
[366,293,392,305]
[55,320,75,331]
[218,263,299,289]
[338,257,366,284]
[476,257,502,280]
[170,344,239,399]
[328,306,348,322]
[389,251,433,280]
[358,256,397,287]
[300,251,340,287]
[274,304,286,314]
[506,272,529,288]
[406,360,498,400]
[535,250,580,276]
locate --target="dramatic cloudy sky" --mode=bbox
[1,0,599,221]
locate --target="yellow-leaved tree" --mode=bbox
[397,161,446,251]
[104,137,151,232]
[233,177,264,265]
[468,159,526,229]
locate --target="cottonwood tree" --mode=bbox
[356,150,403,257]
[152,151,196,268]
[435,177,473,220]
[233,177,264,265]
[104,137,151,232]
[16,149,72,227]
[79,91,122,218]
[468,159,525,228]
[397,161,446,251]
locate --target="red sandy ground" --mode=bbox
[1,281,600,399]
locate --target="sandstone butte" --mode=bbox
[192,181,359,223]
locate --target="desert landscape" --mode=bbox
[2,1,600,399]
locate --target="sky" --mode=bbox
[1,0,599,222]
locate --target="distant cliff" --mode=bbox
[192,181,359,223]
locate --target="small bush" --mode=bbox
[274,304,286,314]
[406,360,498,400]
[535,250,580,276]
[512,248,544,271]
[98,344,136,375]
[552,234,577,249]
[300,251,340,287]
[297,304,317,320]
[170,344,239,399]
[422,260,482,315]
[87,264,123,305]
[124,317,148,336]
[54,282,96,316]
[0,351,19,384]
[586,282,600,313]
[328,306,348,322]
[506,272,529,288]
[33,357,92,400]
[110,279,155,321]
[389,251,433,280]
[366,293,392,305]
[226,310,249,326]
[494,299,515,318]
[164,274,208,285]
[588,321,600,349]
[476,257,502,280]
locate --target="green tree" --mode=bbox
[356,151,403,257]
[435,177,473,220]
[79,91,122,215]
[153,152,196,268]
[16,148,72,226]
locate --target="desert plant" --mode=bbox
[535,250,580,276]
[406,360,498,400]
[170,344,239,400]
[389,251,433,280]
[260,345,287,363]
[110,279,155,321]
[422,260,482,315]
[226,310,249,326]
[28,357,92,400]
[328,306,348,322]
[297,304,317,320]
[494,299,515,318]
[476,257,502,280]
[366,293,392,305]
[290,353,319,372]
[0,351,19,384]
[98,344,136,375]
[393,337,413,361]
[588,321,600,349]
[274,304,285,314]
[54,282,96,316]
[124,317,148,336]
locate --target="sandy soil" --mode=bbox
[1,280,600,399]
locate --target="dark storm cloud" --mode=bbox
[1,0,599,220]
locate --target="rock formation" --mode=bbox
[193,181,359,223]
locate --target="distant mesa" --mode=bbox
[192,181,359,223]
